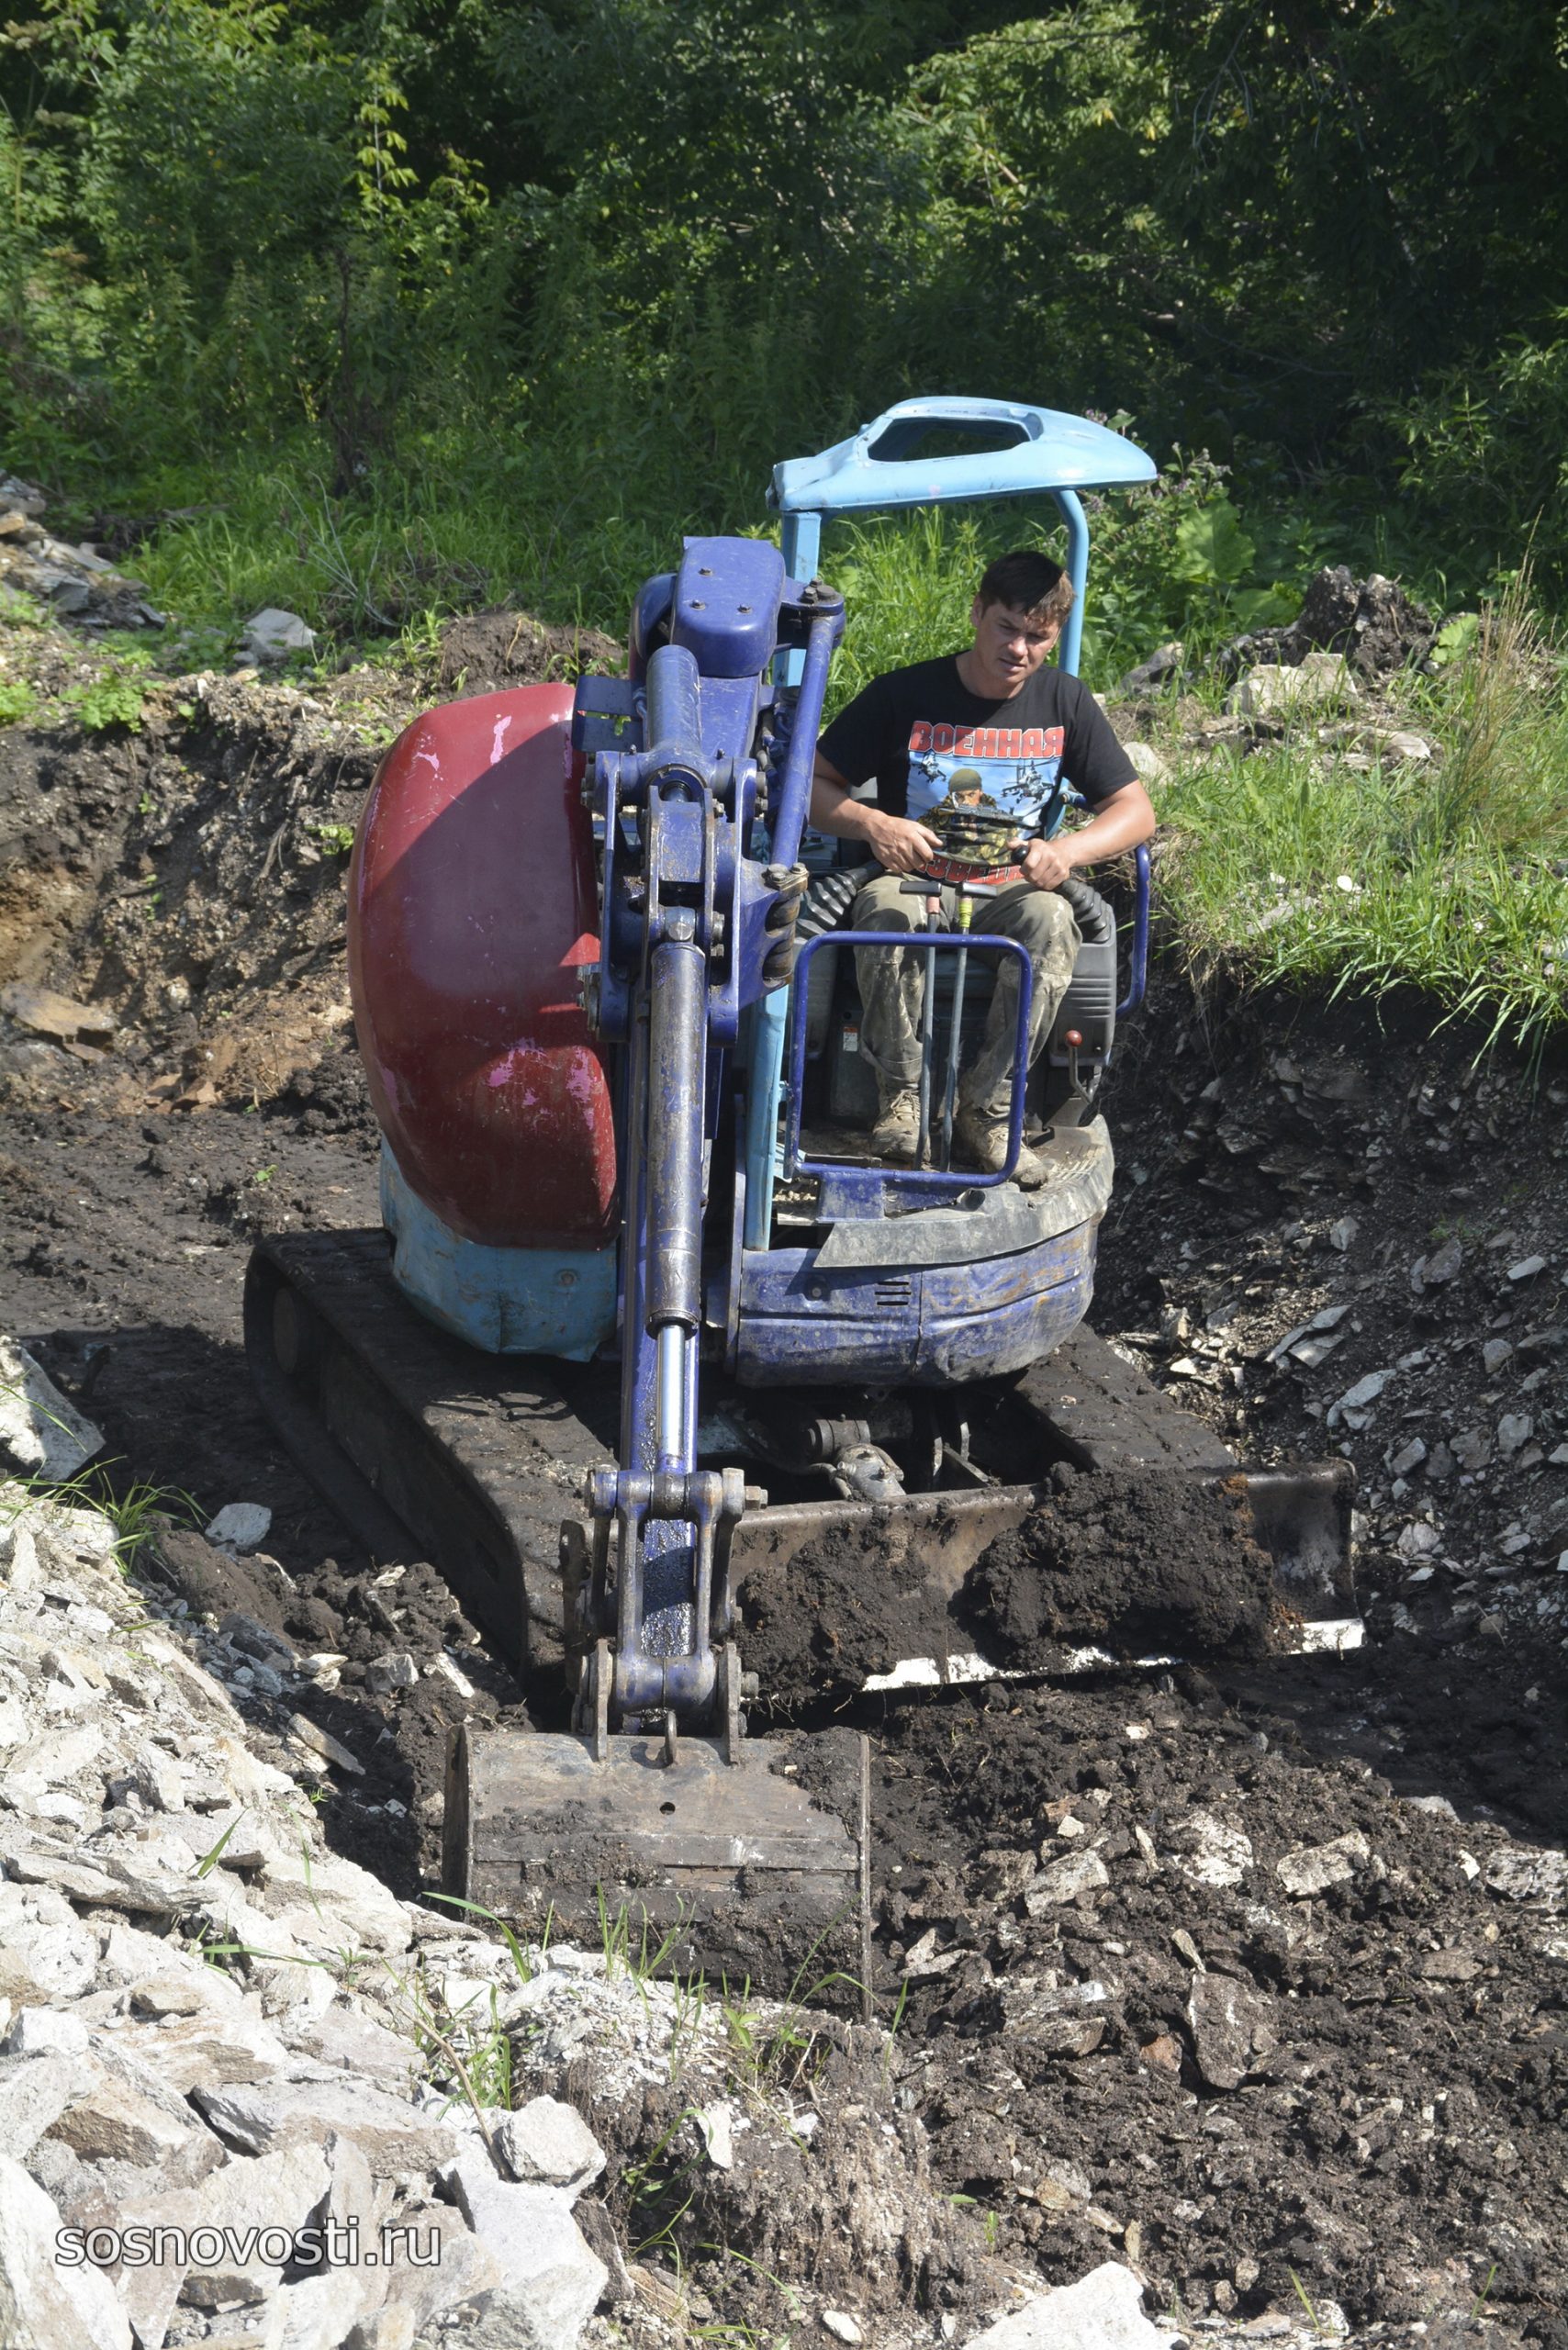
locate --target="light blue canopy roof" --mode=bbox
[771,396,1156,518]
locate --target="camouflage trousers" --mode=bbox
[850,869,1082,1123]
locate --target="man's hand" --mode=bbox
[867,810,941,876]
[1016,780,1159,891]
[1019,835,1076,890]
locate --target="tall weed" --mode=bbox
[1159,595,1568,1056]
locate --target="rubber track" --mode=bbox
[246,1229,610,1675]
[1016,1327,1238,1474]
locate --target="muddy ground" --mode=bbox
[1,601,1565,2343]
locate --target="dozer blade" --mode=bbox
[731,1457,1355,1625]
[446,1723,871,1999]
[718,1328,1355,1697]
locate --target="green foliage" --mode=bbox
[0,679,39,724]
[308,820,356,856]
[5,0,1564,598]
[1158,591,1568,1057]
[1173,497,1254,590]
[1,1461,201,1576]
[816,450,1323,698]
[62,669,145,731]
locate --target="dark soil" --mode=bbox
[435,608,620,699]
[961,1468,1276,1665]
[736,1516,960,1701]
[875,1666,1568,2341]
[2,599,1566,2339]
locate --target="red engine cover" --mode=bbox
[348,684,616,1250]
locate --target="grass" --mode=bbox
[1155,580,1568,1057]
[119,431,699,659]
[0,1456,202,1574]
[17,418,1565,1053]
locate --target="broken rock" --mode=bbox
[1186,1973,1277,2091]
[205,1504,274,1554]
[439,2152,608,2350]
[0,2052,77,2157]
[0,2154,133,2350]
[1022,1848,1111,1911]
[0,986,116,1048]
[240,608,316,665]
[1411,1237,1462,1291]
[1276,1830,1372,1898]
[1233,653,1358,722]
[378,2202,503,2332]
[1483,1846,1568,1902]
[0,1339,104,1481]
[192,2076,459,2177]
[495,2096,607,2196]
[1163,1808,1253,1890]
[0,1881,98,2002]
[968,2258,1178,2348]
[1451,1427,1493,1473]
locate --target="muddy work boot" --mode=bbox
[870,1082,921,1164]
[953,1101,1048,1190]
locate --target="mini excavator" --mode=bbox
[247,400,1355,1980]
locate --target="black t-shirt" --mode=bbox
[816,655,1137,836]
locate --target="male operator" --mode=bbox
[808,549,1156,1186]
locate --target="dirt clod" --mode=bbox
[963,1470,1275,1663]
[737,1517,958,1699]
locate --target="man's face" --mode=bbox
[967,598,1061,699]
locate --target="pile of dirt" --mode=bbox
[736,1516,959,1700]
[0,600,617,1117]
[537,2008,1010,2337]
[961,1468,1276,1665]
[875,1666,1568,2342]
[1093,972,1568,1774]
[436,608,620,699]
[1215,565,1439,682]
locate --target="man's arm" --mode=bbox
[1018,778,1157,891]
[810,751,940,878]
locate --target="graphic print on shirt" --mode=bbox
[906,720,1068,840]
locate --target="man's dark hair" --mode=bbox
[976,548,1074,626]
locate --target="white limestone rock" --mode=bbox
[1232,652,1358,722]
[0,1341,104,1482]
[274,2265,389,2349]
[1163,1807,1254,1890]
[109,2139,332,2342]
[46,2036,227,2180]
[439,2152,608,2350]
[494,2096,606,2196]
[0,2153,133,2350]
[0,2051,77,2155]
[192,2076,460,2177]
[1022,1849,1111,1911]
[378,2202,504,2332]
[283,1998,423,2089]
[968,2260,1178,2347]
[1121,741,1170,786]
[251,1837,412,1955]
[5,2005,90,2056]
[240,609,316,666]
[0,1880,99,2002]
[1276,1830,1372,1898]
